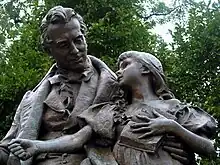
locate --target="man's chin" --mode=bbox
[68,61,87,71]
[59,64,85,72]
[69,66,85,72]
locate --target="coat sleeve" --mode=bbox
[0,98,22,164]
[78,103,117,141]
[175,105,217,139]
[0,91,33,156]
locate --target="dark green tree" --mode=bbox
[169,1,220,164]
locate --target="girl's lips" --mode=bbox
[117,76,123,82]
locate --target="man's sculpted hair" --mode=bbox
[40,6,87,52]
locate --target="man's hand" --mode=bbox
[8,139,38,161]
[163,135,196,165]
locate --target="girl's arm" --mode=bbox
[167,119,215,157]
[131,111,216,158]
[8,125,92,160]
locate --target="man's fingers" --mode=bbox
[9,145,23,153]
[18,152,28,160]
[24,152,32,160]
[8,139,16,146]
[131,127,151,133]
[170,153,190,165]
[8,139,22,146]
[163,146,187,157]
[19,152,31,161]
[14,149,25,157]
[136,115,151,121]
[130,123,150,128]
[8,143,20,150]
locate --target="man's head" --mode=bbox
[40,6,88,72]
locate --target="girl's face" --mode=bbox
[116,57,143,87]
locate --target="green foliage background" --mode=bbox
[0,0,219,164]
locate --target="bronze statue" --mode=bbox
[9,51,216,165]
[1,5,213,165]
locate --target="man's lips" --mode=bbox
[69,57,83,63]
[75,57,83,63]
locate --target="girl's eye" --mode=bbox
[121,62,129,69]
[75,36,83,44]
[75,39,82,44]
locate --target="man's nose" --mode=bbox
[70,42,79,54]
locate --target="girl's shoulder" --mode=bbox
[165,98,181,105]
[162,98,181,110]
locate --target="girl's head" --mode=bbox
[117,51,174,100]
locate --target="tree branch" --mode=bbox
[139,5,181,20]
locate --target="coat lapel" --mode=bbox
[11,79,51,165]
[92,69,118,105]
[19,79,51,139]
[64,56,118,131]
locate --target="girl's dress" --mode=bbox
[78,101,216,165]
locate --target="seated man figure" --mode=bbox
[0,6,118,165]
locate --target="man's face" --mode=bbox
[47,18,87,72]
[117,57,143,88]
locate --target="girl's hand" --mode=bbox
[130,110,176,139]
[163,135,195,165]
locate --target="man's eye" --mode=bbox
[57,42,69,48]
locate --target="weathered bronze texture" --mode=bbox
[1,6,216,165]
